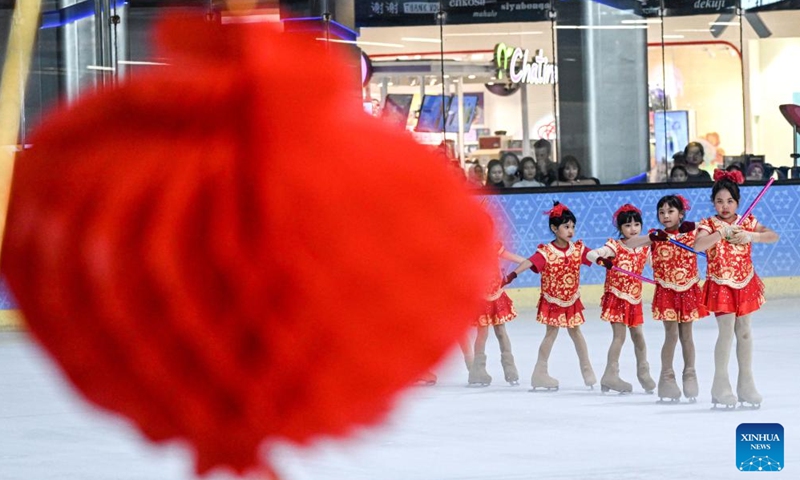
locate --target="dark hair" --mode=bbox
[485,159,504,187]
[533,139,551,152]
[616,210,643,230]
[711,178,741,203]
[669,165,688,179]
[656,194,687,214]
[519,156,537,180]
[499,152,520,166]
[558,155,582,181]
[672,152,687,166]
[726,162,745,173]
[683,141,705,157]
[549,201,577,230]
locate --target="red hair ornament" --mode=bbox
[612,203,641,226]
[0,17,496,478]
[544,202,571,218]
[675,194,692,212]
[714,168,745,184]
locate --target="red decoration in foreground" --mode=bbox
[0,16,496,477]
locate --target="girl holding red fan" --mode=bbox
[693,169,779,408]
[587,204,656,394]
[508,202,596,391]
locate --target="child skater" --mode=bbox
[627,195,708,402]
[586,204,656,394]
[467,242,532,387]
[508,201,596,391]
[693,170,779,408]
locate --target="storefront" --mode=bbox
[355,1,800,184]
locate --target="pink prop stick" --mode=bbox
[611,265,656,285]
[737,178,775,225]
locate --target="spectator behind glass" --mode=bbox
[500,152,521,187]
[552,155,599,186]
[513,157,545,187]
[533,139,558,186]
[672,151,687,167]
[746,162,764,181]
[485,159,505,190]
[683,142,712,183]
[467,162,486,187]
[726,162,745,174]
[669,165,688,182]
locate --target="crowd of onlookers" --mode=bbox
[461,139,599,190]
[665,141,775,183]
[439,138,782,188]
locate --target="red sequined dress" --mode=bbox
[475,243,517,327]
[529,241,591,328]
[650,229,708,322]
[698,214,765,316]
[599,239,649,327]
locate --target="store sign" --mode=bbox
[641,0,737,16]
[355,1,551,27]
[494,43,557,85]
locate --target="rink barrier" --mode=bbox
[2,180,800,330]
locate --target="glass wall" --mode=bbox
[357,0,800,186]
[2,1,800,185]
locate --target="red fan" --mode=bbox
[0,16,496,478]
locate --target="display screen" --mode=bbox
[654,110,689,164]
[381,94,414,129]
[414,95,451,133]
[444,94,480,133]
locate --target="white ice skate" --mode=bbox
[530,361,559,392]
[657,369,682,403]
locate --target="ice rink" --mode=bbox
[2,299,798,480]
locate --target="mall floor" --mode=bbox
[1,299,797,480]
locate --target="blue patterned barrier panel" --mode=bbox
[1,183,798,309]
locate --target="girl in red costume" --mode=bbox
[627,195,708,403]
[693,170,779,408]
[467,243,532,387]
[587,204,656,394]
[509,202,596,391]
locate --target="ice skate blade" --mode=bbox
[657,397,681,404]
[685,397,697,403]
[711,397,737,409]
[738,402,761,410]
[601,385,632,394]
[529,386,559,392]
[508,380,520,386]
[467,382,490,388]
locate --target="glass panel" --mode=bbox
[651,9,745,183]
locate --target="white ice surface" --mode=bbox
[1,300,798,480]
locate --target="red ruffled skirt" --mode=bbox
[537,297,585,328]
[600,293,644,327]
[652,284,708,323]
[702,275,765,317]
[475,291,517,327]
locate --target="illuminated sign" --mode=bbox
[494,42,557,85]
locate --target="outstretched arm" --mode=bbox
[501,250,533,274]
[586,245,615,264]
[729,224,780,245]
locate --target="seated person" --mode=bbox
[513,156,544,187]
[683,142,712,182]
[745,162,764,181]
[551,155,599,186]
[669,165,688,182]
